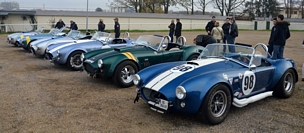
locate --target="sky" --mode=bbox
[3,0,218,12]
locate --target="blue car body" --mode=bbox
[134,43,298,125]
[45,32,135,70]
[7,27,44,45]
[15,28,65,50]
[30,30,90,56]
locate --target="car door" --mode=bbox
[238,58,274,98]
[162,49,184,62]
[137,50,164,69]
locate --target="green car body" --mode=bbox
[82,35,204,88]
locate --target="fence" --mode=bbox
[1,21,303,32]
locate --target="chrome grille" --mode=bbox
[142,88,167,101]
[83,63,95,74]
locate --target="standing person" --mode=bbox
[69,20,78,30]
[222,18,231,44]
[175,18,182,42]
[114,17,120,38]
[168,19,175,43]
[98,18,105,32]
[55,18,65,29]
[205,16,216,35]
[267,17,277,57]
[211,22,224,43]
[227,18,238,52]
[272,14,290,60]
[228,18,238,44]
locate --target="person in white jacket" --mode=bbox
[211,22,224,43]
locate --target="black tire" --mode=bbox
[198,84,231,125]
[186,54,199,61]
[112,61,138,88]
[273,69,295,98]
[27,43,32,53]
[66,51,84,71]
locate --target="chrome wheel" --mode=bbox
[284,73,294,92]
[70,54,82,68]
[210,90,227,117]
[120,65,135,84]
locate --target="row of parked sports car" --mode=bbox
[7,29,298,125]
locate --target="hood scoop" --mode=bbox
[186,61,199,66]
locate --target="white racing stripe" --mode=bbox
[146,58,225,92]
[49,40,94,53]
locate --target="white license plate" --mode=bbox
[158,99,168,110]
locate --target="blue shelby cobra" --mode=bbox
[133,43,298,125]
[45,32,135,71]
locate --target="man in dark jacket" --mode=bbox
[55,19,65,29]
[175,18,182,42]
[114,17,120,38]
[69,20,78,30]
[194,34,217,47]
[168,19,175,42]
[271,14,290,60]
[267,17,277,57]
[98,18,105,32]
[205,16,216,35]
[222,18,231,44]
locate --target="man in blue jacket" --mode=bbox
[271,14,290,60]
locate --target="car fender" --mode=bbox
[104,54,138,77]
[62,48,88,64]
[176,73,231,114]
[267,59,298,89]
[181,45,204,60]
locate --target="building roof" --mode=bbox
[0,10,36,15]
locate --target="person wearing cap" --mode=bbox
[114,18,120,38]
[69,20,78,30]
[205,16,216,35]
[175,18,182,42]
[267,17,277,57]
[168,19,175,42]
[98,18,106,32]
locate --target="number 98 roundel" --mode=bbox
[241,71,256,95]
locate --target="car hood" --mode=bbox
[48,40,97,53]
[86,46,146,62]
[34,37,74,47]
[143,58,234,92]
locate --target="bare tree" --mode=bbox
[212,0,246,16]
[176,0,195,14]
[195,0,211,15]
[144,0,164,13]
[110,0,141,13]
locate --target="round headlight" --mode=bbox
[80,53,84,61]
[132,74,141,85]
[98,59,103,68]
[176,86,186,100]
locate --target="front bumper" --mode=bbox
[45,53,60,65]
[137,88,173,114]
